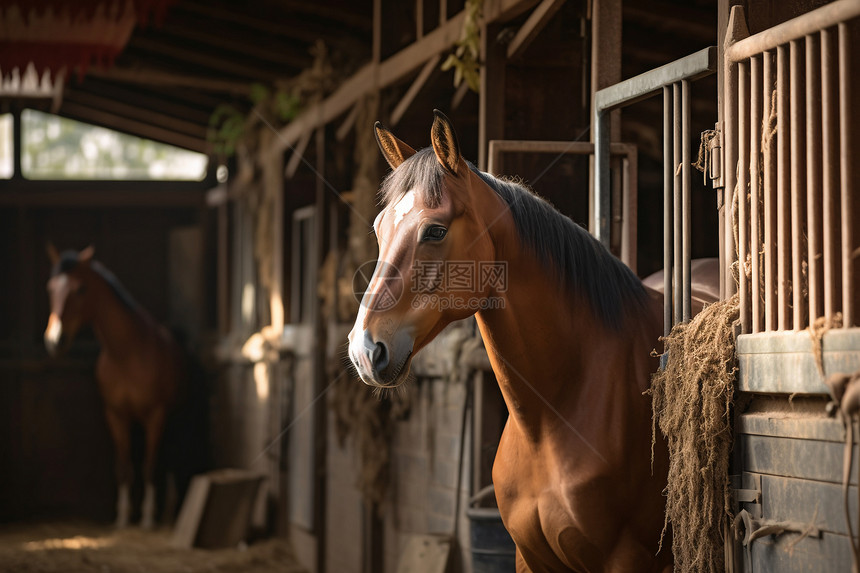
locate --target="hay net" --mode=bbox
[650,294,739,573]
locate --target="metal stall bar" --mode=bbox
[663,87,672,336]
[789,39,807,330]
[487,139,639,272]
[838,22,854,327]
[776,44,791,331]
[724,22,741,304]
[806,33,823,329]
[682,80,692,322]
[725,0,860,63]
[673,83,682,324]
[750,55,762,333]
[763,51,777,332]
[738,60,750,333]
[593,47,716,333]
[821,27,839,319]
[725,0,860,331]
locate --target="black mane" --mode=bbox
[379,148,648,329]
[52,251,138,311]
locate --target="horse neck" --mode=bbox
[475,235,662,453]
[87,272,148,356]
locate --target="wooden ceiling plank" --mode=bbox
[63,92,208,138]
[60,101,208,153]
[155,23,310,68]
[176,2,370,46]
[87,67,253,95]
[70,81,212,125]
[130,37,285,81]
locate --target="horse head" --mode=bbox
[44,244,97,357]
[348,111,507,388]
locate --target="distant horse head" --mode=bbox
[45,244,98,356]
[348,111,508,388]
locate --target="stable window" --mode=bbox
[21,109,207,181]
[0,114,11,179]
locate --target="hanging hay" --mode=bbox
[649,294,740,573]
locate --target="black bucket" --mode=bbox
[465,506,516,572]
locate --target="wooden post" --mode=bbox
[589,0,621,235]
[479,22,506,170]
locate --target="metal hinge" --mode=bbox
[734,474,761,505]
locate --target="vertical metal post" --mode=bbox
[593,108,611,248]
[750,55,762,333]
[763,52,777,331]
[724,54,739,299]
[838,22,854,327]
[682,79,692,322]
[806,34,823,328]
[663,86,673,336]
[776,44,791,331]
[673,83,682,325]
[790,39,807,330]
[738,61,750,332]
[621,152,638,274]
[821,28,840,319]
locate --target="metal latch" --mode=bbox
[694,124,722,193]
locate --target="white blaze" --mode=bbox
[393,191,415,228]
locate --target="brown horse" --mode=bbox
[45,245,185,529]
[349,111,674,571]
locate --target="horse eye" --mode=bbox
[422,225,447,242]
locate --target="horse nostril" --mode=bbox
[372,341,389,372]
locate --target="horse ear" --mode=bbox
[430,109,461,174]
[375,121,416,170]
[78,245,95,263]
[46,242,59,264]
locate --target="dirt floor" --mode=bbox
[0,521,307,573]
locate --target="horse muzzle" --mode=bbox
[44,313,65,357]
[348,328,414,388]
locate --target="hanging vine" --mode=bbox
[207,40,335,157]
[441,0,483,92]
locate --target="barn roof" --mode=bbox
[0,0,716,159]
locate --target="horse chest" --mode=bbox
[96,351,171,413]
[494,430,620,572]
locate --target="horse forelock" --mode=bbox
[51,250,82,277]
[379,147,444,208]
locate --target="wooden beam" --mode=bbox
[266,0,537,160]
[479,22,506,170]
[391,55,441,125]
[63,92,208,139]
[59,101,208,153]
[335,104,359,141]
[285,129,313,179]
[87,66,252,95]
[451,80,471,109]
[506,0,566,59]
[0,187,206,207]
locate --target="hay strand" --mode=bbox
[650,294,739,573]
